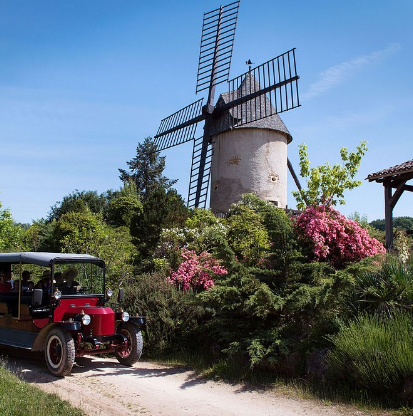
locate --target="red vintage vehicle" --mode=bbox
[0,252,144,376]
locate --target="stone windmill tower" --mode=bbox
[209,72,293,213]
[154,1,300,212]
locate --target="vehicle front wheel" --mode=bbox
[115,322,143,366]
[45,327,75,377]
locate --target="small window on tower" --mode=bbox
[268,200,279,207]
[269,173,279,183]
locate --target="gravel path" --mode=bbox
[3,351,378,416]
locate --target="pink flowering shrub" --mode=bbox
[295,205,386,267]
[168,248,228,292]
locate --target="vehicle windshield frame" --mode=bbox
[51,259,106,297]
[0,252,106,297]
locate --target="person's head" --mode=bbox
[55,272,63,285]
[22,270,31,281]
[0,270,7,283]
[41,270,51,283]
[13,280,20,292]
[63,268,78,284]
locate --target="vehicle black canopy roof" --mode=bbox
[0,252,104,268]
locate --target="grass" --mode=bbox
[0,361,83,416]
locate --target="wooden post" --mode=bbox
[384,181,393,250]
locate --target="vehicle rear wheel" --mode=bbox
[45,327,75,377]
[115,322,143,366]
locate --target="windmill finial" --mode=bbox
[246,59,254,71]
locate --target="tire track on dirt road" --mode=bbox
[3,351,373,416]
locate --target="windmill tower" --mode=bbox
[154,1,300,211]
[209,72,293,213]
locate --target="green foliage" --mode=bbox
[197,263,292,369]
[185,208,221,229]
[118,137,177,201]
[107,182,142,227]
[154,209,228,271]
[371,216,413,232]
[130,187,188,260]
[348,211,369,228]
[53,210,107,254]
[292,141,368,210]
[47,189,110,222]
[122,272,206,355]
[0,200,26,252]
[352,257,413,317]
[24,219,56,252]
[95,226,137,288]
[53,210,137,287]
[327,312,413,395]
[235,194,300,277]
[226,200,270,266]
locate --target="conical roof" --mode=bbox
[210,72,292,142]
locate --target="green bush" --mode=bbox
[123,272,207,355]
[353,257,413,317]
[327,312,413,396]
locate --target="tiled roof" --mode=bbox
[210,73,292,142]
[367,159,413,181]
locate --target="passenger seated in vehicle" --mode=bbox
[21,270,34,292]
[0,270,11,293]
[35,270,52,294]
[12,279,20,292]
[54,272,63,284]
[61,268,80,295]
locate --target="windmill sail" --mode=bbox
[188,136,213,209]
[154,98,204,151]
[220,49,300,126]
[196,1,240,94]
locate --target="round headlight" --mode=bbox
[121,311,130,322]
[82,314,91,325]
[54,290,62,300]
[107,288,113,297]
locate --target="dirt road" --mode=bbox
[4,352,373,415]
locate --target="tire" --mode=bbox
[45,327,75,377]
[115,322,143,366]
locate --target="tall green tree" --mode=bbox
[107,182,142,228]
[47,190,111,222]
[118,137,177,201]
[292,141,368,210]
[53,209,137,286]
[130,187,188,260]
[25,219,58,252]
[0,200,26,252]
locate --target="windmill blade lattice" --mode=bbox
[220,49,300,126]
[154,98,204,151]
[196,1,240,94]
[188,136,214,209]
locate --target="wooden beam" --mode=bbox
[287,158,302,191]
[390,179,407,208]
[371,171,413,184]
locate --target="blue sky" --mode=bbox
[0,0,412,224]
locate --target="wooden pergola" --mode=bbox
[367,159,413,249]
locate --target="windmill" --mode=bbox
[154,1,301,211]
